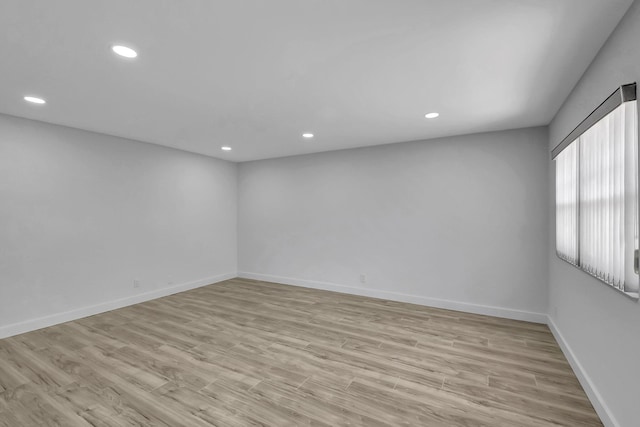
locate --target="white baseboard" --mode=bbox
[547,316,617,427]
[0,272,236,339]
[238,272,547,323]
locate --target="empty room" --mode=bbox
[1,0,639,426]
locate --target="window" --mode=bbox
[553,83,639,298]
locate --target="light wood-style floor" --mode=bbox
[0,278,601,426]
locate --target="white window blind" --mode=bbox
[579,102,637,291]
[555,141,578,264]
[554,99,639,297]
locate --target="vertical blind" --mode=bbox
[555,100,639,296]
[579,102,634,289]
[555,142,578,264]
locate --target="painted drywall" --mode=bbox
[548,2,640,426]
[238,127,549,321]
[0,114,237,337]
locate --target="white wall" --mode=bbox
[0,114,237,337]
[238,127,549,321]
[548,2,640,427]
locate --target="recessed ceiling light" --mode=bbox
[221,146,232,151]
[302,133,314,138]
[112,45,138,58]
[24,96,46,104]
[425,112,440,119]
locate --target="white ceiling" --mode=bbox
[0,0,633,162]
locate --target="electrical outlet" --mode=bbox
[360,274,366,284]
[133,280,141,289]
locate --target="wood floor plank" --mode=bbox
[0,278,601,426]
